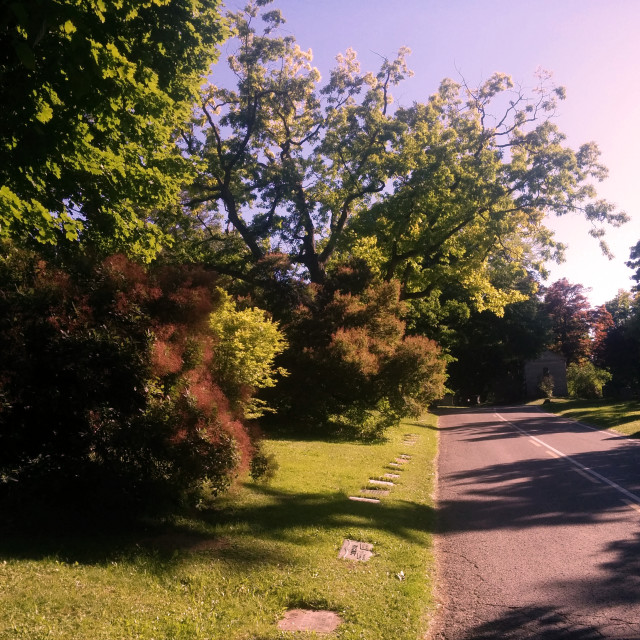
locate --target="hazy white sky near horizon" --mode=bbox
[222,0,640,305]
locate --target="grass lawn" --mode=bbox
[0,415,438,640]
[532,398,640,438]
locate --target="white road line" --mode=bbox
[572,468,601,484]
[495,412,640,506]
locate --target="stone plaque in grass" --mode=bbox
[384,473,400,479]
[361,488,390,497]
[338,539,374,562]
[348,496,380,503]
[369,478,394,486]
[278,609,343,633]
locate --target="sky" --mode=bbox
[220,0,640,306]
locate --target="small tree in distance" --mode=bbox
[543,279,593,364]
[539,374,555,400]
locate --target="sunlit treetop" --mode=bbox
[181,1,627,315]
[0,0,227,260]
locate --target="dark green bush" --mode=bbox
[249,442,279,483]
[0,248,255,515]
[567,361,612,399]
[267,273,447,439]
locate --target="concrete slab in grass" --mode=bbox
[278,609,343,633]
[369,479,394,486]
[349,496,380,503]
[338,539,374,561]
[361,488,390,497]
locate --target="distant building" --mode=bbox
[524,350,568,398]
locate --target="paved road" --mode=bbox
[430,405,640,640]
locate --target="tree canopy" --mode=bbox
[543,278,592,364]
[1,0,634,516]
[181,1,627,318]
[1,0,226,259]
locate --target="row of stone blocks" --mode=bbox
[348,432,418,504]
[278,433,420,633]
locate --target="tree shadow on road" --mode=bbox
[438,406,640,535]
[455,604,619,640]
[436,406,640,637]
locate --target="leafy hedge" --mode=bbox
[0,248,284,517]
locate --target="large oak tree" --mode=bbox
[183,1,627,317]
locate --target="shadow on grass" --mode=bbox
[203,484,435,544]
[404,418,439,431]
[543,399,640,435]
[0,484,435,567]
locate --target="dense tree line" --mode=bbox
[447,275,640,403]
[0,0,630,515]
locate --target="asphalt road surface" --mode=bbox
[430,405,640,640]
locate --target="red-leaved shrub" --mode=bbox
[0,247,258,515]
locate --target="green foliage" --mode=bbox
[209,290,287,416]
[604,289,640,327]
[626,240,640,292]
[444,279,551,401]
[184,2,625,319]
[594,289,640,395]
[1,0,227,258]
[567,361,612,399]
[539,374,555,399]
[249,441,279,483]
[0,247,281,514]
[269,276,447,438]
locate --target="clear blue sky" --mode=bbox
[220,0,640,305]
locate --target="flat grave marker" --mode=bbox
[338,539,374,562]
[360,488,390,497]
[369,479,394,486]
[278,609,342,633]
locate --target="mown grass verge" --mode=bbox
[0,415,438,640]
[531,398,640,438]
